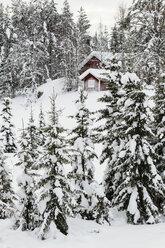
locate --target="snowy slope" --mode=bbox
[0,78,164,248]
[3,78,106,182]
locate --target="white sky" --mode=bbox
[1,0,133,34]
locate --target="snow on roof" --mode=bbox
[79,51,113,70]
[79,69,108,81]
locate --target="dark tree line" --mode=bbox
[0,0,92,96]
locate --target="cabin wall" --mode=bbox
[83,74,106,91]
[84,75,99,91]
[100,81,106,91]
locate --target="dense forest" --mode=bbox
[0,0,111,96]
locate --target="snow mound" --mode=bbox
[37,78,65,97]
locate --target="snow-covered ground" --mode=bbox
[0,78,164,248]
[1,216,165,248]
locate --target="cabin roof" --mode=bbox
[79,51,113,70]
[79,68,108,81]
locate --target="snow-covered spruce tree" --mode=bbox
[38,104,46,147]
[38,0,61,80]
[153,73,165,184]
[97,54,124,202]
[112,72,164,224]
[10,0,47,96]
[15,121,40,231]
[59,0,75,91]
[110,25,122,53]
[68,89,111,224]
[91,23,110,52]
[74,7,91,88]
[37,93,72,239]
[127,0,165,85]
[0,97,17,153]
[27,107,39,154]
[0,140,15,219]
[76,7,91,63]
[0,4,13,96]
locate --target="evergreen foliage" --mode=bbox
[127,0,165,84]
[59,0,76,91]
[0,0,92,96]
[37,93,71,239]
[97,55,124,202]
[0,141,15,219]
[153,74,165,183]
[112,72,164,224]
[91,23,110,52]
[38,104,46,147]
[75,7,91,87]
[0,97,17,153]
[15,122,40,231]
[68,89,111,224]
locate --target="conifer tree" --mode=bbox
[0,97,17,153]
[15,121,40,231]
[10,0,47,96]
[38,104,46,147]
[91,23,110,52]
[37,93,71,239]
[27,107,39,154]
[39,0,61,79]
[76,7,91,63]
[0,4,14,96]
[112,72,164,224]
[74,7,91,87]
[153,73,165,183]
[59,0,75,90]
[97,55,124,202]
[127,0,165,84]
[68,89,111,224]
[110,25,121,53]
[0,141,15,219]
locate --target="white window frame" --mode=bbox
[88,78,95,88]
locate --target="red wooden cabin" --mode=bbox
[79,69,107,91]
[79,51,112,91]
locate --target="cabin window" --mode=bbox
[88,79,95,88]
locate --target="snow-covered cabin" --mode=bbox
[79,51,112,91]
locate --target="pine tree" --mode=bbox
[37,93,71,239]
[0,4,14,96]
[68,89,111,224]
[10,0,47,96]
[15,122,40,231]
[97,55,124,202]
[0,3,12,62]
[59,0,75,90]
[153,73,165,183]
[0,141,15,219]
[0,97,17,153]
[112,72,164,224]
[39,0,61,79]
[127,0,165,84]
[110,25,121,53]
[91,22,110,52]
[27,107,39,153]
[38,104,46,147]
[74,7,91,87]
[76,7,91,63]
